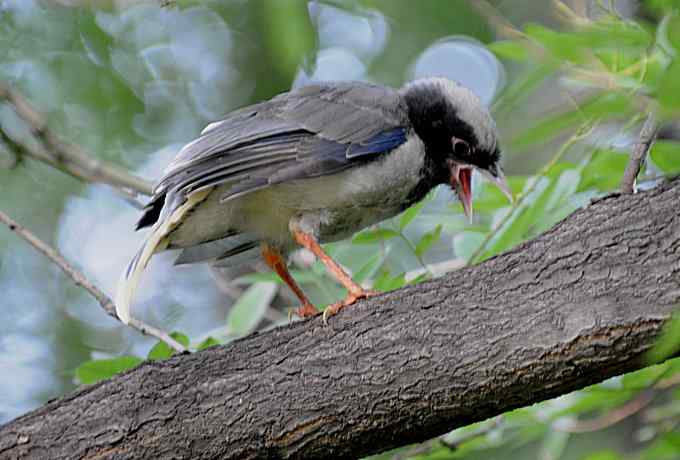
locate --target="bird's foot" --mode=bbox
[289,302,319,321]
[322,289,379,324]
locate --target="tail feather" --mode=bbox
[115,189,211,324]
[173,232,259,265]
[212,244,261,268]
[135,192,166,230]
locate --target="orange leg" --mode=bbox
[291,227,377,322]
[261,242,318,318]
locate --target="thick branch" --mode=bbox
[1,177,679,460]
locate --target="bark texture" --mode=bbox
[1,178,679,460]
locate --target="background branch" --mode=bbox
[0,209,186,353]
[1,176,678,460]
[0,83,153,197]
[558,390,655,433]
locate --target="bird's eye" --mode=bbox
[452,137,471,157]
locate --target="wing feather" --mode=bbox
[139,81,410,229]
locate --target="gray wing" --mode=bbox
[158,81,408,197]
[137,81,409,231]
[137,81,409,265]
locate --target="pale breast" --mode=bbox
[261,134,427,244]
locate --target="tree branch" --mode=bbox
[0,83,153,197]
[621,112,658,193]
[1,177,679,460]
[0,209,186,353]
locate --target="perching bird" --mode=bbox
[115,77,511,324]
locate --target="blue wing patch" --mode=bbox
[346,128,407,159]
[295,127,407,162]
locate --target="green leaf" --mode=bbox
[622,363,670,389]
[647,0,680,15]
[659,59,680,112]
[474,175,525,214]
[372,271,406,292]
[640,432,680,460]
[525,23,586,63]
[579,148,629,192]
[650,141,680,174]
[647,311,680,364]
[352,252,384,284]
[489,40,530,61]
[227,281,278,337]
[260,0,314,78]
[524,21,650,65]
[453,231,485,261]
[75,356,143,385]
[582,451,623,460]
[540,430,570,460]
[664,14,680,53]
[352,228,400,244]
[579,20,651,49]
[147,332,190,360]
[415,224,442,257]
[399,200,426,230]
[407,272,429,285]
[482,174,560,259]
[197,336,221,351]
[532,169,581,234]
[512,93,632,149]
[594,49,648,76]
[554,386,634,417]
[495,63,557,117]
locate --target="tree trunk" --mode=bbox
[1,178,679,460]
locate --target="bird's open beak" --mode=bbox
[448,161,473,222]
[449,162,514,223]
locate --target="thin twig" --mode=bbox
[0,127,22,169]
[468,0,526,39]
[553,0,591,26]
[127,318,187,353]
[621,112,658,194]
[0,209,186,353]
[0,83,153,196]
[557,389,654,433]
[113,187,147,209]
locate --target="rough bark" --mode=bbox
[1,178,679,460]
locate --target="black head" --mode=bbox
[400,77,510,218]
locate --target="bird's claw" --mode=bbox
[322,289,379,324]
[290,302,318,322]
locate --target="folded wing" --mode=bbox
[138,81,409,230]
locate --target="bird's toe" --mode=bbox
[322,289,378,324]
[293,302,319,319]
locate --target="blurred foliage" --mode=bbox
[1,0,680,459]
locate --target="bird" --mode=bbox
[115,77,512,325]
